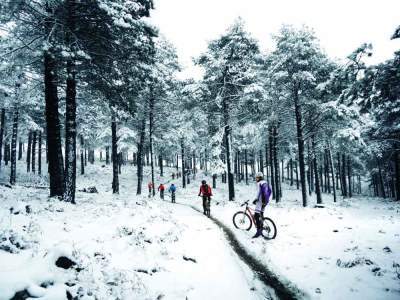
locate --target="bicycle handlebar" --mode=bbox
[240,200,249,207]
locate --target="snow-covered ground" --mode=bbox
[1,161,399,299]
[181,176,400,300]
[0,162,271,300]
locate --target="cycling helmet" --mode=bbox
[201,180,207,184]
[255,172,264,178]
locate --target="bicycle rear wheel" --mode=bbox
[262,217,277,239]
[233,212,252,231]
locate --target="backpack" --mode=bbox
[202,184,209,195]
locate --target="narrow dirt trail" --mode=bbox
[174,200,307,300]
[170,202,275,299]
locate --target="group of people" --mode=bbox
[147,182,177,203]
[146,171,271,239]
[171,172,182,180]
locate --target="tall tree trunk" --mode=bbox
[27,131,32,173]
[0,108,5,172]
[89,150,94,164]
[342,153,347,197]
[273,126,280,202]
[234,151,238,183]
[80,136,84,175]
[159,154,164,177]
[4,142,9,165]
[9,109,18,185]
[149,95,155,197]
[18,139,23,161]
[224,125,235,201]
[294,86,307,206]
[395,150,400,201]
[31,131,37,174]
[325,148,331,194]
[222,92,235,200]
[312,135,322,204]
[290,158,294,186]
[307,141,313,195]
[251,152,255,179]
[106,146,110,165]
[118,152,122,174]
[269,127,275,199]
[265,144,269,180]
[44,49,64,197]
[337,152,342,194]
[295,159,299,189]
[181,138,186,188]
[212,174,217,188]
[111,114,119,194]
[245,148,249,185]
[319,158,323,193]
[347,155,352,198]
[378,159,385,198]
[204,149,208,174]
[63,4,77,203]
[136,118,145,195]
[193,151,197,176]
[327,142,337,202]
[38,131,42,176]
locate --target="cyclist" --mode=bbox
[147,182,153,198]
[252,172,272,238]
[158,183,165,200]
[198,180,212,215]
[168,183,177,203]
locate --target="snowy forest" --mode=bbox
[0,1,399,300]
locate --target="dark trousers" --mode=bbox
[171,192,176,203]
[254,212,264,230]
[160,190,164,200]
[202,196,210,213]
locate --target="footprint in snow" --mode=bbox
[383,246,391,253]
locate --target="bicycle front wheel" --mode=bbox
[262,217,277,239]
[233,212,252,231]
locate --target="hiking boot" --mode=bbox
[252,229,262,238]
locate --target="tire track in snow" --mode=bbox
[176,202,309,300]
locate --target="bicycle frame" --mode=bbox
[243,203,257,226]
[234,200,277,239]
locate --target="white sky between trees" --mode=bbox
[150,0,400,79]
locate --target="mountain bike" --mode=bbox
[232,200,277,239]
[199,195,211,217]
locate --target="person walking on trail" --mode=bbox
[252,172,272,238]
[198,180,212,216]
[147,182,153,198]
[158,183,165,200]
[168,183,177,203]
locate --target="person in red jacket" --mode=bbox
[158,183,165,200]
[147,182,153,198]
[198,180,212,216]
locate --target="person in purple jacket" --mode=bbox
[252,172,272,238]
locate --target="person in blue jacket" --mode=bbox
[252,172,272,238]
[168,183,177,203]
